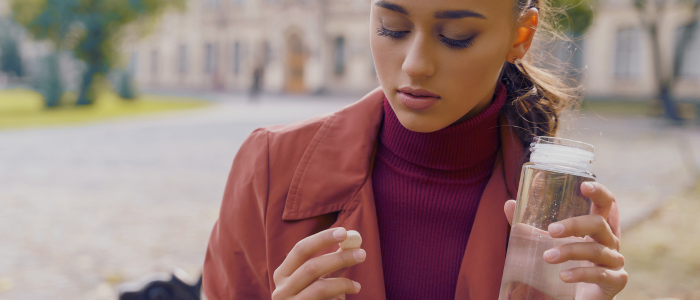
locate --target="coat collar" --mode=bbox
[282,87,525,221]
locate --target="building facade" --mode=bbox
[126,0,379,95]
[127,0,700,99]
[2,0,699,99]
[583,0,700,100]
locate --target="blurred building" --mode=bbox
[2,0,699,99]
[126,0,378,94]
[583,0,700,101]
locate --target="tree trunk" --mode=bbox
[76,65,97,106]
[647,10,681,121]
[658,82,680,121]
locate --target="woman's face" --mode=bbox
[370,0,525,132]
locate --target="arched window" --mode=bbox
[179,45,188,75]
[334,36,345,76]
[676,26,700,79]
[233,41,241,75]
[613,27,643,79]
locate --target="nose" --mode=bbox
[401,33,436,79]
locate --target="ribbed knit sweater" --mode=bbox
[372,84,507,300]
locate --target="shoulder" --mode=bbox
[245,87,386,160]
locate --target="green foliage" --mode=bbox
[551,0,595,35]
[11,0,184,105]
[0,34,24,78]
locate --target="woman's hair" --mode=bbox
[501,0,581,148]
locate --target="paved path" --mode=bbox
[1,95,698,299]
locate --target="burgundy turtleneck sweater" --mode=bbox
[372,84,507,300]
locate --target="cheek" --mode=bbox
[439,38,509,106]
[445,44,506,93]
[370,35,403,92]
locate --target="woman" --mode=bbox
[203,0,628,299]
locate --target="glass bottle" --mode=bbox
[498,136,596,300]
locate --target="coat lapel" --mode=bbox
[282,87,385,221]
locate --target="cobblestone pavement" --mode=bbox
[1,94,698,299]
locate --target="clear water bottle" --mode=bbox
[498,137,596,300]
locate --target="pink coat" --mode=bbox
[202,87,621,299]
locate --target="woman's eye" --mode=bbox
[376,26,409,40]
[377,26,475,50]
[439,35,475,50]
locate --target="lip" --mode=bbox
[397,87,441,111]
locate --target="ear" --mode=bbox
[506,8,539,63]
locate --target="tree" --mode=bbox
[552,0,595,36]
[0,33,24,79]
[33,53,63,107]
[634,0,700,121]
[11,0,184,105]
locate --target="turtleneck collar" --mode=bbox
[379,83,507,171]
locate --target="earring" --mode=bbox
[511,57,521,64]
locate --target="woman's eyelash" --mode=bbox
[376,26,474,50]
[376,26,409,39]
[439,35,475,50]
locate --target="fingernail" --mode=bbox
[560,270,573,281]
[549,223,564,235]
[333,228,346,240]
[543,249,560,260]
[584,182,595,192]
[353,281,361,292]
[353,249,366,261]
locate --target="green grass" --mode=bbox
[580,99,654,116]
[0,88,210,129]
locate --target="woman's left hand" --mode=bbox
[504,181,628,300]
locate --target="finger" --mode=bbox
[543,242,625,270]
[275,227,347,281]
[504,200,516,225]
[581,182,615,219]
[294,278,361,300]
[559,266,628,296]
[548,215,619,250]
[287,248,366,293]
[325,248,350,278]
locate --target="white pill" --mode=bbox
[339,230,362,250]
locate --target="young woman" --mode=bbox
[202,0,628,299]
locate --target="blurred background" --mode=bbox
[0,0,699,299]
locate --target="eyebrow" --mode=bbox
[434,9,486,19]
[374,1,486,19]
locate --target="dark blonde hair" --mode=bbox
[501,0,580,148]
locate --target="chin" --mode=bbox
[392,107,453,133]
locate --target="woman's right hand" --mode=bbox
[272,227,366,300]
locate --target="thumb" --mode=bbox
[504,200,516,225]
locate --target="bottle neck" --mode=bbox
[530,143,595,173]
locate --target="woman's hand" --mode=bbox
[504,182,628,300]
[272,227,366,300]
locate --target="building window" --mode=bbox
[676,26,700,79]
[205,43,219,74]
[233,41,241,75]
[334,36,345,76]
[150,50,158,75]
[613,27,643,79]
[179,45,188,75]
